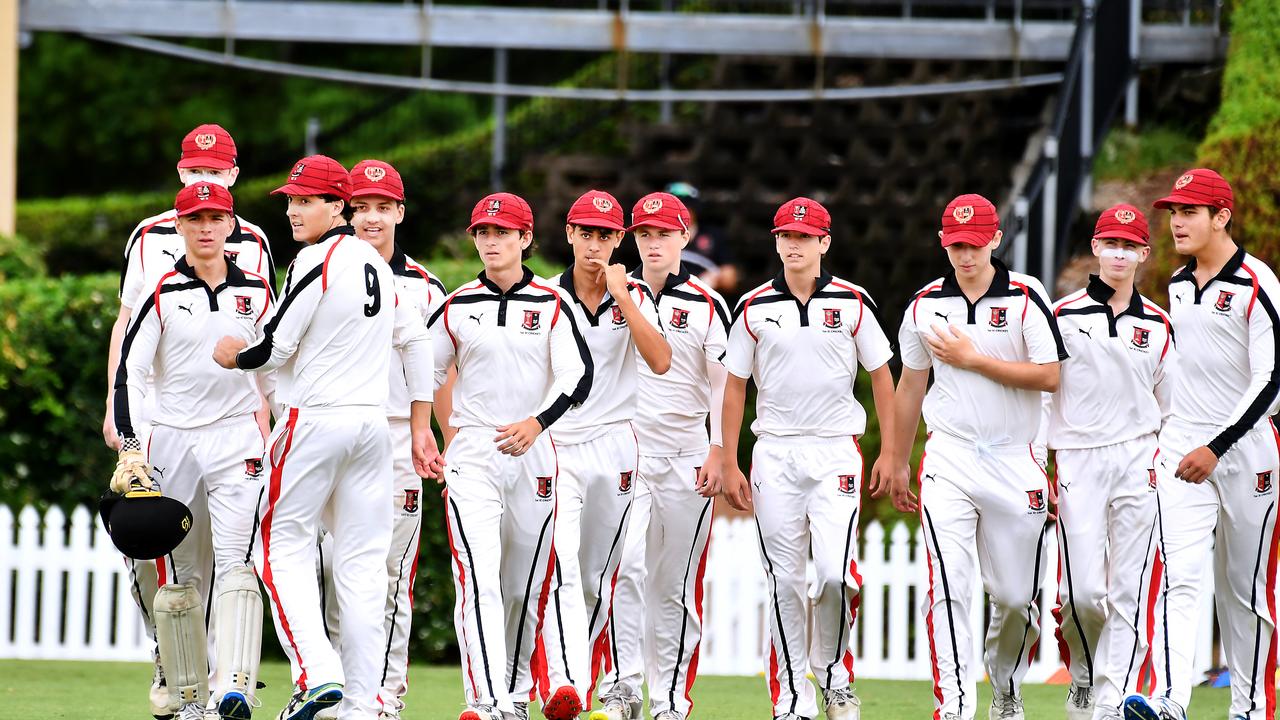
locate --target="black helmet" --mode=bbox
[98,485,193,560]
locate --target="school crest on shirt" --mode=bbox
[1026,489,1046,512]
[1214,290,1235,313]
[403,489,420,514]
[670,307,690,329]
[823,308,842,329]
[837,474,858,495]
[1131,326,1151,349]
[536,476,553,499]
[619,471,633,493]
[1148,469,1158,489]
[611,305,626,326]
[522,310,541,331]
[1257,471,1273,494]
[244,458,263,478]
[989,306,1009,328]
[235,295,253,316]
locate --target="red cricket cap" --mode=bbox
[1093,203,1150,245]
[567,190,625,231]
[468,192,534,233]
[772,197,832,236]
[272,155,351,202]
[941,194,1000,247]
[627,192,690,232]
[174,182,234,217]
[177,124,237,170]
[349,159,404,201]
[1153,168,1233,212]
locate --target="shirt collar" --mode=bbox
[476,265,534,295]
[630,263,692,294]
[389,244,407,274]
[1085,274,1144,316]
[316,224,353,245]
[771,268,833,297]
[1172,245,1245,285]
[174,253,244,286]
[939,257,1012,301]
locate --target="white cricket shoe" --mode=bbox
[824,688,861,720]
[151,655,174,719]
[509,702,529,720]
[1066,685,1094,720]
[458,705,500,720]
[589,686,642,720]
[175,703,207,720]
[990,690,1025,720]
[654,711,685,720]
[1121,695,1186,720]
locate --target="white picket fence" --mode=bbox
[0,505,1220,681]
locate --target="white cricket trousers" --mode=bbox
[318,418,423,716]
[538,424,638,705]
[751,435,864,720]
[919,432,1050,720]
[255,406,393,720]
[136,415,265,694]
[444,426,558,715]
[1052,435,1161,719]
[599,449,714,718]
[1148,419,1280,719]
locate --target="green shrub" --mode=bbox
[0,234,47,280]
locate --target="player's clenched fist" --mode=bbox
[495,416,543,456]
[212,335,248,369]
[110,439,153,494]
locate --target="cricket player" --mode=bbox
[325,158,450,720]
[104,123,274,719]
[1044,204,1173,720]
[112,182,273,720]
[431,192,593,720]
[592,191,731,720]
[721,197,897,720]
[1124,169,1280,720]
[535,190,671,717]
[212,155,441,720]
[885,194,1066,720]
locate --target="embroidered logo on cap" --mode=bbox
[1175,173,1194,190]
[194,133,217,151]
[642,198,663,214]
[485,199,502,216]
[952,205,975,224]
[1115,209,1137,224]
[290,162,305,180]
[364,166,386,182]
[196,184,211,201]
[592,196,614,213]
[793,204,808,221]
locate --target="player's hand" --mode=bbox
[413,429,446,480]
[867,456,892,499]
[1045,476,1059,524]
[110,444,152,494]
[495,417,542,456]
[1175,446,1218,484]
[722,463,752,512]
[213,336,248,369]
[102,401,121,451]
[926,324,979,370]
[696,446,725,498]
[886,463,918,513]
[603,263,632,299]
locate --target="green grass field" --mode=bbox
[2,660,1234,719]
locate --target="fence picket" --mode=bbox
[0,505,1233,678]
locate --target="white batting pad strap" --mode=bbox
[154,582,208,707]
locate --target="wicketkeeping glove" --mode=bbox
[110,437,153,494]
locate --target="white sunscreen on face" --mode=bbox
[1100,247,1140,263]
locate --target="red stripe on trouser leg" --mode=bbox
[531,639,548,702]
[259,409,308,689]
[918,446,944,720]
[586,566,623,708]
[1142,548,1164,695]
[157,557,169,587]
[1053,545,1072,671]
[684,521,713,716]
[844,555,864,680]
[532,510,558,704]
[768,645,781,707]
[443,491,480,701]
[1264,422,1279,720]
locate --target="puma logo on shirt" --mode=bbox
[177,304,193,315]
[763,316,782,328]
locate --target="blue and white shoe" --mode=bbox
[1122,695,1186,720]
[218,690,254,720]
[275,683,343,720]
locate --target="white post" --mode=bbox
[1125,0,1140,126]
[1079,0,1096,211]
[491,48,508,192]
[1013,196,1030,275]
[1042,137,1059,290]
